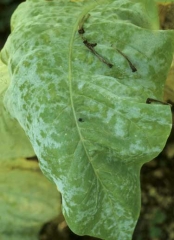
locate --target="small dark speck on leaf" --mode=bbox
[78,28,85,34]
[78,118,84,122]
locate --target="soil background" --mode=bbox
[0,1,174,240]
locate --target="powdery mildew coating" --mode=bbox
[1,0,173,239]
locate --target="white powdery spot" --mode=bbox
[77,80,85,90]
[105,109,114,123]
[114,117,127,138]
[129,140,146,154]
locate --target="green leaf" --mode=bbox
[132,0,160,29]
[0,60,35,159]
[0,61,9,92]
[0,0,173,239]
[0,158,61,240]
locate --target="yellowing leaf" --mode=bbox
[0,158,61,240]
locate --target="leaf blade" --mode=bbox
[1,0,173,239]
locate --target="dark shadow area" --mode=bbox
[0,0,24,49]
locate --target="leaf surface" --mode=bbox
[0,60,35,159]
[1,0,173,239]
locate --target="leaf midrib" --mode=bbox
[68,2,113,198]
